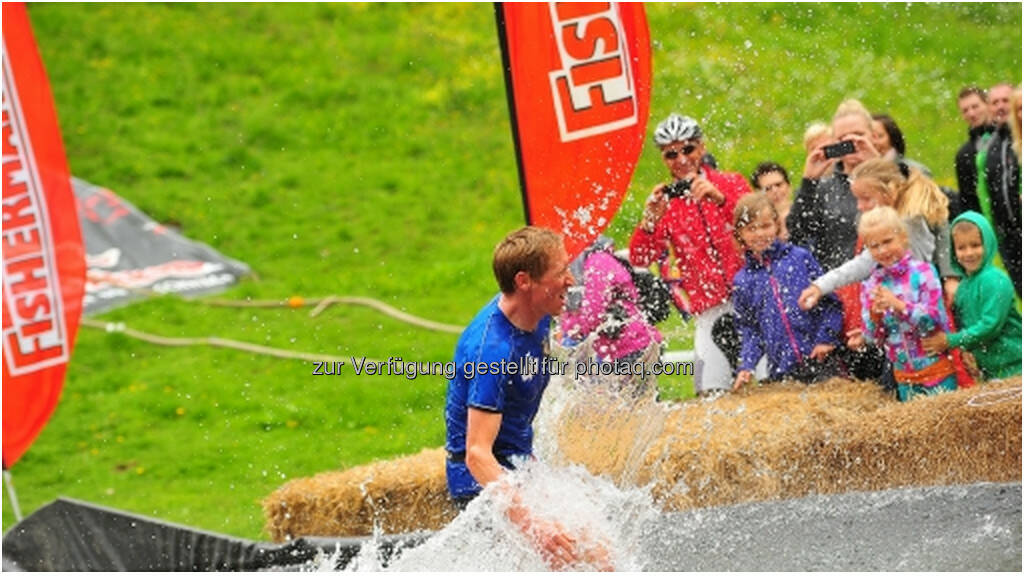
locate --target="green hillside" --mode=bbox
[3,3,1020,539]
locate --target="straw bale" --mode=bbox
[264,377,1021,540]
[262,447,457,542]
[557,377,1021,511]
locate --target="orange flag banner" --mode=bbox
[3,2,86,467]
[496,2,652,260]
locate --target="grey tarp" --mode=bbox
[1,497,424,571]
[73,177,251,315]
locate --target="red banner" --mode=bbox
[497,2,651,260]
[2,3,85,467]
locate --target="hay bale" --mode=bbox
[264,378,1021,540]
[262,447,457,542]
[556,377,1021,511]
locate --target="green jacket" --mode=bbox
[947,212,1022,379]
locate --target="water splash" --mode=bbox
[536,340,674,489]
[331,460,658,572]
[325,344,666,572]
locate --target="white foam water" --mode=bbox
[371,461,658,571]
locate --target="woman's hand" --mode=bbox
[803,144,838,180]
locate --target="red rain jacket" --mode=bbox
[629,166,749,316]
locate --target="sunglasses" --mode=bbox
[662,144,697,160]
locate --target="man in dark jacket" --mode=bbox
[984,119,1022,296]
[954,86,997,220]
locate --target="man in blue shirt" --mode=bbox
[444,295,552,499]
[445,226,595,568]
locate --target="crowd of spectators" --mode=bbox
[604,83,1022,399]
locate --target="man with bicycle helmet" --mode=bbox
[629,113,751,396]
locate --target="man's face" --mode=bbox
[530,244,574,317]
[832,115,874,171]
[989,85,1012,125]
[958,94,989,128]
[660,139,705,181]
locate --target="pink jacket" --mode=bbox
[560,250,662,360]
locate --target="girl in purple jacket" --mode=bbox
[731,194,844,390]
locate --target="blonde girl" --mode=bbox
[849,207,956,402]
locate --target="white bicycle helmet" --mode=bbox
[653,113,702,146]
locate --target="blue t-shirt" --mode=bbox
[444,296,551,498]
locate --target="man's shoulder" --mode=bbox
[989,126,1018,158]
[458,298,512,356]
[457,300,550,362]
[955,137,975,155]
[463,296,502,330]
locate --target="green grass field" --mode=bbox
[3,3,1020,539]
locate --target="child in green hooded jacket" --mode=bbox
[922,211,1022,379]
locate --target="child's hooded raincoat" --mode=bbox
[947,211,1022,379]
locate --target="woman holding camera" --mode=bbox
[788,99,881,274]
[629,113,751,396]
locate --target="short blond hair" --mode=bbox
[492,226,563,294]
[858,206,906,239]
[803,121,832,152]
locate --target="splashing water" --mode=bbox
[328,460,658,572]
[322,344,666,572]
[534,340,671,488]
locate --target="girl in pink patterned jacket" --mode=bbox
[847,207,957,402]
